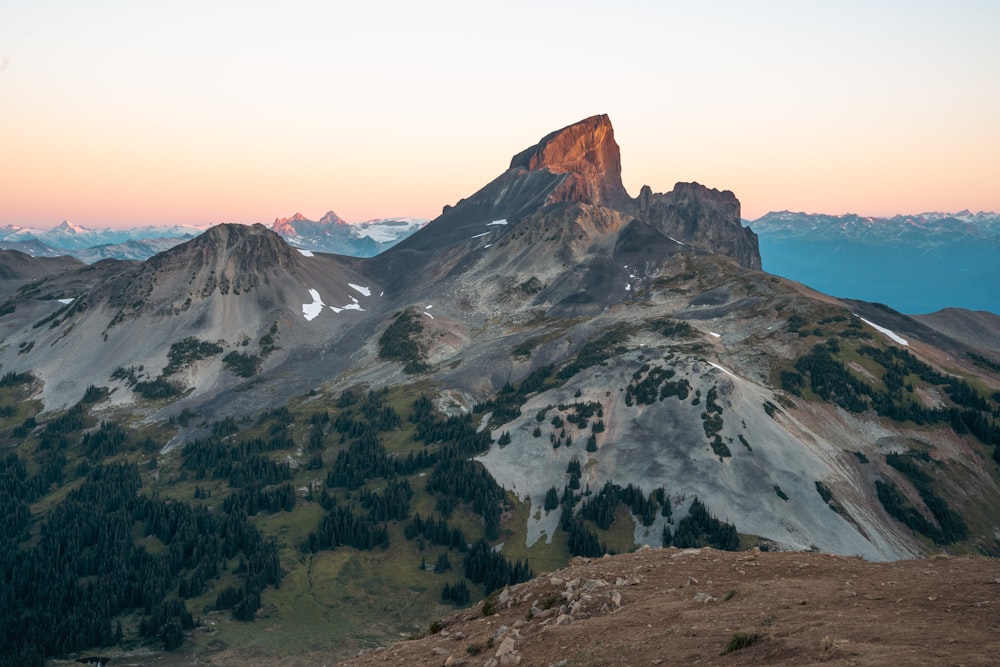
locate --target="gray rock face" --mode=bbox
[633,182,761,271]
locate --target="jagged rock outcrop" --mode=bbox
[634,181,762,270]
[272,210,349,237]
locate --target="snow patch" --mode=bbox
[857,316,909,346]
[296,248,314,257]
[709,331,721,338]
[625,284,631,292]
[425,304,433,309]
[487,219,508,226]
[302,289,325,321]
[423,311,435,319]
[471,232,490,239]
[483,244,492,249]
[707,361,736,378]
[57,298,74,305]
[348,283,371,297]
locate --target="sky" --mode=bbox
[2,1,998,229]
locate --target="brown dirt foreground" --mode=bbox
[338,547,1000,667]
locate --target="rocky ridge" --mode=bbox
[336,547,1000,667]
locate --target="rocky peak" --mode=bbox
[273,211,350,237]
[151,223,299,278]
[378,116,761,273]
[634,182,761,270]
[318,211,348,226]
[508,114,630,208]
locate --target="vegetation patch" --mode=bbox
[883,453,968,543]
[378,310,430,374]
[721,632,762,655]
[223,351,262,378]
[0,371,34,387]
[163,337,223,375]
[134,377,183,400]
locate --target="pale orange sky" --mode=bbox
[2,1,998,229]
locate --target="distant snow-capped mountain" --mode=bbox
[749,210,1000,245]
[0,221,208,251]
[748,210,1000,314]
[0,214,427,263]
[269,211,427,256]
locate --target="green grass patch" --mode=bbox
[721,632,762,655]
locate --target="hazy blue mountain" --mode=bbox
[0,215,427,263]
[750,210,1000,315]
[271,211,427,256]
[0,220,206,251]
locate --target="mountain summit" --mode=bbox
[508,114,630,208]
[370,115,761,296]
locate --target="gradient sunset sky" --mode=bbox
[2,1,998,229]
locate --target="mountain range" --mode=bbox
[752,210,1000,315]
[0,214,426,263]
[1,115,998,665]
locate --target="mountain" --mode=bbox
[270,211,426,256]
[914,307,1000,354]
[0,221,207,251]
[0,223,381,410]
[0,239,66,258]
[752,210,1000,315]
[1,116,999,665]
[0,215,424,264]
[0,250,85,300]
[67,237,198,263]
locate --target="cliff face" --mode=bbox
[634,181,762,270]
[508,114,631,209]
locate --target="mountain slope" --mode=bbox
[0,223,385,410]
[336,547,1000,667]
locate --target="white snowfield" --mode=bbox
[302,285,369,320]
[296,248,315,257]
[57,298,74,305]
[857,316,908,346]
[470,232,491,239]
[487,219,508,226]
[302,289,325,321]
[355,218,426,243]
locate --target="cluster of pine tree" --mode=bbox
[463,538,533,594]
[0,462,281,665]
[783,338,1000,461]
